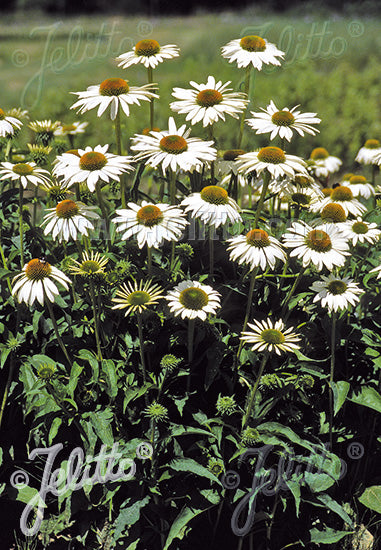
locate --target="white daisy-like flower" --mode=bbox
[170,75,248,127]
[355,139,381,165]
[116,39,179,69]
[54,121,88,137]
[41,199,100,242]
[12,258,71,306]
[130,116,217,174]
[70,77,158,121]
[165,280,221,321]
[227,228,286,271]
[0,108,22,137]
[311,274,363,312]
[309,185,367,217]
[282,221,350,271]
[240,318,301,356]
[236,146,308,179]
[181,185,241,228]
[69,250,108,278]
[339,218,381,246]
[28,119,61,145]
[221,35,284,70]
[112,279,164,315]
[0,161,51,188]
[246,100,321,142]
[308,147,342,178]
[53,149,81,179]
[318,203,347,225]
[345,175,375,199]
[113,200,188,249]
[56,145,134,192]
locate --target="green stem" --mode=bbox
[44,295,73,368]
[0,353,16,429]
[254,170,270,228]
[329,312,337,450]
[169,170,177,204]
[242,353,268,429]
[95,181,109,233]
[114,110,126,208]
[32,185,38,227]
[209,227,215,277]
[0,236,12,294]
[147,246,152,276]
[89,279,103,361]
[237,268,259,361]
[18,183,25,268]
[237,66,252,149]
[281,267,306,320]
[147,66,155,130]
[137,312,148,388]
[186,319,195,392]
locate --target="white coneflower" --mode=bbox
[0,107,22,137]
[311,274,363,312]
[113,201,188,249]
[54,121,88,137]
[227,228,286,270]
[41,199,99,242]
[165,280,221,321]
[236,146,307,179]
[70,78,158,120]
[309,185,367,218]
[308,147,342,178]
[170,75,248,127]
[240,318,301,355]
[346,175,375,199]
[0,161,51,188]
[246,100,320,142]
[355,139,381,165]
[131,116,217,174]
[282,221,350,271]
[339,218,381,246]
[12,258,71,306]
[116,39,179,69]
[181,185,241,228]
[56,145,134,192]
[221,35,284,70]
[69,250,108,278]
[112,279,163,315]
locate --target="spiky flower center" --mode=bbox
[321,188,332,197]
[99,78,129,96]
[331,186,353,201]
[56,199,79,219]
[135,39,161,56]
[0,108,5,120]
[179,287,209,310]
[291,193,310,205]
[364,139,380,149]
[349,175,367,185]
[271,110,295,126]
[261,328,285,344]
[25,258,52,280]
[37,364,55,379]
[127,290,152,306]
[200,185,229,205]
[352,221,368,234]
[257,146,286,164]
[81,260,101,274]
[62,124,76,132]
[294,175,310,188]
[13,163,33,176]
[306,229,332,252]
[240,35,266,52]
[246,229,270,247]
[136,205,164,227]
[79,152,107,171]
[327,280,347,295]
[311,147,329,160]
[196,89,223,107]
[160,135,188,154]
[223,149,246,161]
[321,203,347,222]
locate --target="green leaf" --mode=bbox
[200,489,220,505]
[67,362,83,398]
[310,527,350,544]
[358,485,381,514]
[330,381,350,416]
[0,348,11,370]
[349,385,381,413]
[170,424,217,439]
[169,458,221,485]
[285,475,302,517]
[316,494,354,526]
[114,496,150,541]
[87,408,114,447]
[101,359,119,398]
[49,417,62,445]
[77,349,99,381]
[163,507,206,550]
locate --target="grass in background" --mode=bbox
[1,9,380,165]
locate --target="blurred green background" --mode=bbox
[1,7,380,167]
